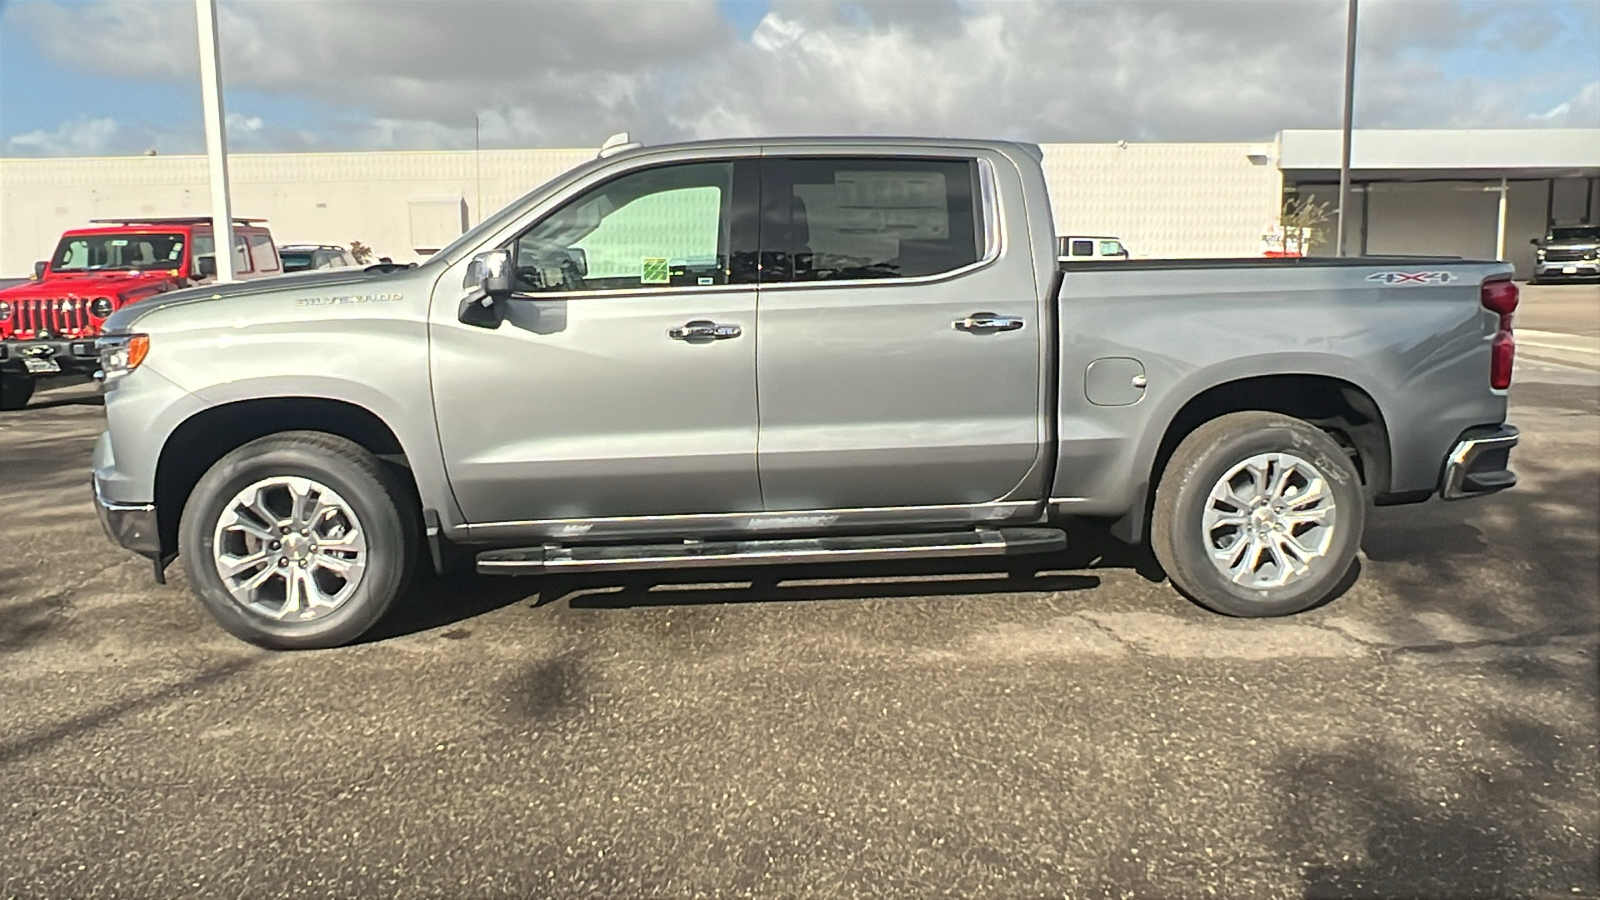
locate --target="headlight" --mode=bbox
[96,334,149,381]
[0,301,11,319]
[91,297,115,318]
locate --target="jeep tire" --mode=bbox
[179,431,419,649]
[1151,411,1365,617]
[0,373,35,411]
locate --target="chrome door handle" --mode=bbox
[954,312,1025,333]
[669,320,742,342]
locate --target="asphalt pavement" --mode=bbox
[1,284,1597,899]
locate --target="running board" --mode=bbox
[475,527,1067,575]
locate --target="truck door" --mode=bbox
[431,158,764,523]
[754,153,1044,511]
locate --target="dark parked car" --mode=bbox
[278,244,358,273]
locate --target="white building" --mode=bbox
[2,129,1596,279]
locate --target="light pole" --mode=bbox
[1334,0,1358,257]
[196,0,236,282]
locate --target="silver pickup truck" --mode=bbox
[91,137,1521,649]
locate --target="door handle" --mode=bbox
[954,312,1025,333]
[669,320,742,342]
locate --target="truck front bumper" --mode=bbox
[92,477,160,556]
[1440,424,1519,500]
[1534,261,1600,281]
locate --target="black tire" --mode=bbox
[179,431,419,649]
[0,373,35,411]
[1151,411,1366,617]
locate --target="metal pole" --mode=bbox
[1334,0,1358,257]
[1495,177,1509,262]
[196,0,235,282]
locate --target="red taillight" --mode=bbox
[1481,279,1519,316]
[1482,279,1517,390]
[1490,332,1515,390]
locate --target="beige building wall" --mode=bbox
[0,149,591,275]
[1,142,1282,275]
[1040,142,1283,258]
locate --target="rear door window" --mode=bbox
[1070,239,1094,257]
[248,233,280,272]
[760,157,982,282]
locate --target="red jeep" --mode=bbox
[0,217,278,409]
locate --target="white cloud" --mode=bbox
[5,0,1595,155]
[5,117,121,155]
[1532,81,1600,127]
[226,112,264,133]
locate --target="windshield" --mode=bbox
[1549,226,1600,243]
[52,232,186,272]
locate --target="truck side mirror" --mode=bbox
[1529,238,1540,246]
[458,248,513,328]
[32,261,46,280]
[195,256,218,279]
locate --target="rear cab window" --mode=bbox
[761,156,983,283]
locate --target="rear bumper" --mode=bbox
[1439,424,1519,500]
[92,477,160,556]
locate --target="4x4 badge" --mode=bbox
[1366,271,1457,285]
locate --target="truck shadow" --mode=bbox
[1359,459,1599,642]
[1268,651,1599,898]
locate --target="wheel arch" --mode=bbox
[153,397,421,557]
[1116,372,1392,543]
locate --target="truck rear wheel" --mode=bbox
[0,373,35,411]
[1151,411,1365,617]
[179,431,419,649]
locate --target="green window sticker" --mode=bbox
[641,257,670,285]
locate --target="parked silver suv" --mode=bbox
[1532,225,1600,283]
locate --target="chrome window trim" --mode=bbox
[977,156,1001,263]
[451,147,1005,302]
[503,283,756,302]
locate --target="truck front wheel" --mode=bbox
[0,373,35,411]
[1151,411,1366,617]
[179,431,419,649]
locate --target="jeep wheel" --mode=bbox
[179,431,419,649]
[1151,411,1365,617]
[0,373,35,411]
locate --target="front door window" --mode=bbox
[511,162,733,293]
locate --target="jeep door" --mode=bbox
[431,158,763,523]
[753,152,1046,510]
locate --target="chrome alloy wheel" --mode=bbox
[211,476,368,621]
[1200,452,1338,590]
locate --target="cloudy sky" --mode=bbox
[1,0,1596,156]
